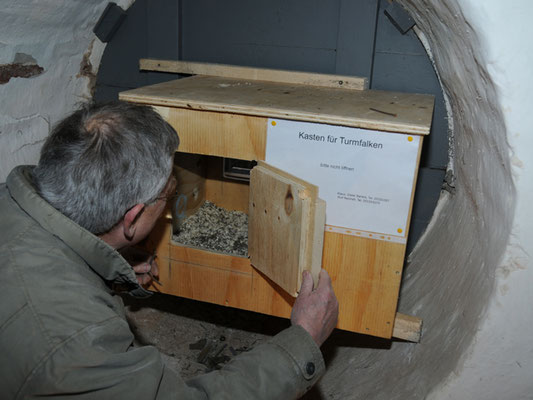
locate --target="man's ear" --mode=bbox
[123,204,145,241]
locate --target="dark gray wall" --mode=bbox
[94,0,447,254]
[370,0,447,250]
[178,0,378,79]
[94,0,180,99]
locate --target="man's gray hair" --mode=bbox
[33,101,179,234]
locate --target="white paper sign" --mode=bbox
[265,119,420,243]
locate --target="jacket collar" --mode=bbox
[6,166,152,298]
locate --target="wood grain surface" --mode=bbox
[120,75,434,135]
[140,58,369,90]
[248,163,324,296]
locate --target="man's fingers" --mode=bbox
[299,270,314,294]
[136,272,151,285]
[133,262,151,274]
[291,268,339,346]
[317,269,332,290]
[149,260,159,276]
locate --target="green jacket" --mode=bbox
[0,166,325,399]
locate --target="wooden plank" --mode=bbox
[153,105,267,160]
[120,75,435,135]
[158,206,411,338]
[150,219,415,339]
[249,164,308,296]
[321,231,406,338]
[392,313,422,343]
[157,255,422,342]
[140,59,368,90]
[161,260,254,309]
[255,161,318,201]
[168,243,251,274]
[153,250,422,340]
[248,163,323,296]
[310,198,326,289]
[403,136,424,239]
[250,267,294,318]
[249,162,323,289]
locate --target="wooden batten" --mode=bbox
[140,58,369,90]
[392,313,423,342]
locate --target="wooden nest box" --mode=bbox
[120,60,434,342]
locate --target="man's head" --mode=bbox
[33,101,179,238]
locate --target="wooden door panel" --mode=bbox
[248,162,325,296]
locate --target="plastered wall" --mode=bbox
[426,1,533,399]
[0,1,531,399]
[0,0,133,182]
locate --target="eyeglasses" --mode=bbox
[149,174,177,205]
[153,193,180,203]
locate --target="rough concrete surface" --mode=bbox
[123,293,289,380]
[123,291,388,399]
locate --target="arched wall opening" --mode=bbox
[94,3,517,397]
[0,1,521,399]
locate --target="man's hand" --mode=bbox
[120,247,160,286]
[131,256,159,286]
[291,269,339,347]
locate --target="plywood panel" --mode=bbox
[250,268,294,318]
[152,106,267,160]
[322,231,406,337]
[137,133,418,338]
[120,75,434,135]
[150,220,409,338]
[248,163,324,296]
[168,243,251,274]
[162,260,253,309]
[160,241,294,317]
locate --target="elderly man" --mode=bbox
[0,101,338,399]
